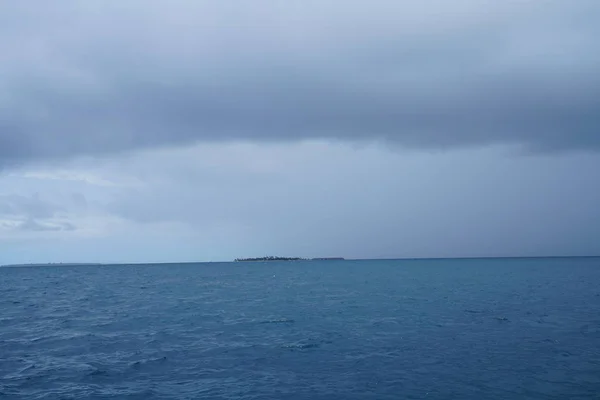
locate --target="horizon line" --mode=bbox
[2,254,599,268]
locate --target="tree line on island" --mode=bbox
[234,256,344,262]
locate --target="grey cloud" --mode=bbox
[0,193,77,232]
[1,0,599,167]
[101,144,600,259]
[0,194,64,220]
[15,218,76,232]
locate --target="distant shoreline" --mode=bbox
[234,256,306,262]
[234,256,345,262]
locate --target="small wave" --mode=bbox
[465,309,484,314]
[260,318,295,324]
[18,364,36,374]
[282,342,320,350]
[87,368,110,377]
[130,356,168,369]
[580,323,600,337]
[541,338,560,344]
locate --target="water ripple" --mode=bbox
[1,258,600,399]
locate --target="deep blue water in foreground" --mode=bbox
[1,258,600,399]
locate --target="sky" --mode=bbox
[1,1,599,264]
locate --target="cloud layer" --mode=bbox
[2,142,599,264]
[1,0,599,167]
[0,193,76,233]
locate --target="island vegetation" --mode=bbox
[234,256,306,262]
[234,256,344,262]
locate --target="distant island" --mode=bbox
[234,256,305,262]
[234,256,345,262]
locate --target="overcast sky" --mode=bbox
[1,1,599,264]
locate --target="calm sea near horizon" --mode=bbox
[1,257,599,399]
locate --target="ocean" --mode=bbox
[1,258,599,399]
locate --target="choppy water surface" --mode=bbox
[1,258,600,399]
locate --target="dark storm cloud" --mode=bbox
[1,0,599,166]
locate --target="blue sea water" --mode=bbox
[1,258,600,399]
